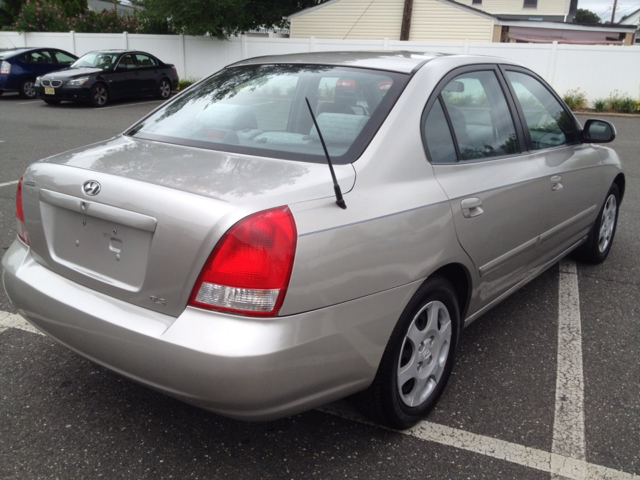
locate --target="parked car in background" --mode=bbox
[0,47,77,99]
[33,49,179,107]
[3,52,624,430]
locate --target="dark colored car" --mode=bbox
[0,47,78,99]
[33,49,180,107]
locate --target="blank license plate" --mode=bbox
[44,87,55,95]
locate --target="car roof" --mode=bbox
[0,47,54,59]
[229,51,523,74]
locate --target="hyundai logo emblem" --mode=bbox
[83,180,101,196]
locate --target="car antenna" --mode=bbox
[305,97,347,210]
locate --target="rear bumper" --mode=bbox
[2,240,416,421]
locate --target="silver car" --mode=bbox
[2,52,624,429]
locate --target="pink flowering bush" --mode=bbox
[68,9,141,33]
[14,0,68,32]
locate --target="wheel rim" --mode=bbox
[94,86,107,106]
[160,80,170,98]
[598,193,617,253]
[23,81,35,98]
[397,300,452,408]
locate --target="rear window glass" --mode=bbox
[128,64,408,164]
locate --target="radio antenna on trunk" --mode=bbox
[305,97,347,210]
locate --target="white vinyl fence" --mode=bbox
[2,30,639,102]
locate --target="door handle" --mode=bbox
[551,175,563,191]
[461,197,484,218]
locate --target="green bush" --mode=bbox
[68,8,140,33]
[177,77,199,91]
[592,98,607,112]
[618,97,638,114]
[562,88,587,110]
[14,0,67,32]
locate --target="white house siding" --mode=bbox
[410,0,494,41]
[455,0,570,17]
[289,0,404,40]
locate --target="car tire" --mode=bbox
[90,83,109,107]
[156,78,171,99]
[19,78,37,99]
[43,99,61,105]
[363,276,461,430]
[572,183,620,264]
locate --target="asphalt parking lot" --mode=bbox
[0,93,638,480]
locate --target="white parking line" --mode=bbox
[553,260,586,478]
[1,263,637,479]
[0,180,19,188]
[17,100,40,105]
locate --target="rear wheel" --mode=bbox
[43,99,61,105]
[363,276,461,429]
[19,78,36,99]
[90,83,109,107]
[572,183,620,264]
[156,78,171,99]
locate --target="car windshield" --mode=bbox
[71,52,119,69]
[128,64,408,164]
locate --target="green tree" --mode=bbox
[14,0,68,32]
[0,0,26,28]
[573,8,601,24]
[142,0,323,38]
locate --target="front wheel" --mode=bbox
[19,78,36,99]
[572,183,620,264]
[90,83,109,107]
[155,78,171,99]
[364,276,461,429]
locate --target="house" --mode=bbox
[288,0,636,45]
[620,7,639,44]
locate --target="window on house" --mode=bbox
[472,0,482,5]
[523,0,538,8]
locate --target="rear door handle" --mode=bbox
[551,175,563,191]
[461,197,484,218]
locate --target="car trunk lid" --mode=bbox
[21,136,355,317]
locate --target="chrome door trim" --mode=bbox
[478,236,539,277]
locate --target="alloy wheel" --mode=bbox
[598,193,617,253]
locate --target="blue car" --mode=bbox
[0,47,78,99]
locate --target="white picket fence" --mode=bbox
[2,30,640,102]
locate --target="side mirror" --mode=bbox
[581,119,616,143]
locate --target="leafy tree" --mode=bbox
[0,0,27,27]
[59,0,88,18]
[573,8,601,24]
[142,0,323,38]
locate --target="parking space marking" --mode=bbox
[553,260,586,476]
[1,261,637,480]
[17,100,40,105]
[0,311,42,335]
[0,180,19,188]
[96,100,164,111]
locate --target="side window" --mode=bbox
[439,71,519,161]
[117,54,135,69]
[52,50,76,64]
[134,54,158,67]
[23,50,54,64]
[423,98,457,164]
[505,71,576,151]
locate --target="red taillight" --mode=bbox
[15,175,29,245]
[336,79,356,90]
[188,206,297,317]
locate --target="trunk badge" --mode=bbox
[83,180,101,196]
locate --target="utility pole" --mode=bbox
[610,0,618,23]
[400,0,414,41]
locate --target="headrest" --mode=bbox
[309,113,369,146]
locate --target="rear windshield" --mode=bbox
[127,64,408,164]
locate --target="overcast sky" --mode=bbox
[579,0,640,22]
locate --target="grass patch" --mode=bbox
[563,88,587,110]
[177,77,200,91]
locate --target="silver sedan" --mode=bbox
[2,52,623,429]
